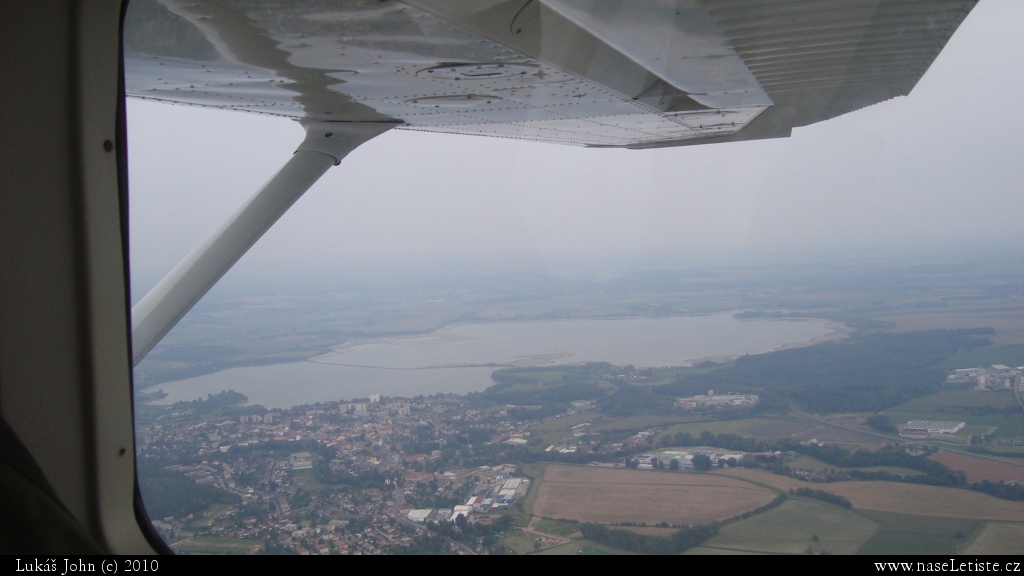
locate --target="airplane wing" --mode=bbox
[125,0,976,149]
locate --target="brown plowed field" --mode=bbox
[824,481,1024,520]
[928,451,1024,483]
[716,467,1024,520]
[531,465,778,525]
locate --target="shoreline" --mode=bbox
[142,312,848,395]
[308,311,846,366]
[680,319,851,367]
[307,326,490,363]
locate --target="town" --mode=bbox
[946,365,1024,393]
[137,383,776,554]
[138,390,576,554]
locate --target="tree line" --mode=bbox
[579,522,719,554]
[789,487,852,508]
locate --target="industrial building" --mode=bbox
[899,420,966,437]
[676,390,759,409]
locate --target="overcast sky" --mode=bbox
[127,0,1023,294]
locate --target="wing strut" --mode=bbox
[131,121,395,366]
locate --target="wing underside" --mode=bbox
[124,0,976,148]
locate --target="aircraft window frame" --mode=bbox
[120,0,1023,557]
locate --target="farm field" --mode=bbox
[518,462,547,523]
[928,450,1024,483]
[787,454,919,476]
[713,468,808,491]
[892,390,1020,412]
[698,498,878,555]
[663,417,886,445]
[616,526,677,537]
[171,536,263,555]
[961,522,1024,555]
[742,419,819,438]
[714,468,1024,520]
[532,540,630,555]
[880,310,1024,346]
[658,418,812,440]
[531,465,777,525]
[790,423,889,444]
[857,527,968,555]
[885,410,1024,438]
[855,510,984,555]
[684,546,763,555]
[822,481,1024,520]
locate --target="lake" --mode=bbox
[146,313,840,408]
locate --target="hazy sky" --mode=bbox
[128,0,1023,293]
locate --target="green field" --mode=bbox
[534,518,581,537]
[885,411,1024,437]
[291,469,329,492]
[519,463,547,520]
[683,546,765,555]
[858,531,966,555]
[891,389,1020,412]
[498,531,542,555]
[487,365,615,396]
[530,412,601,432]
[495,378,565,394]
[172,536,263,555]
[855,510,983,555]
[962,522,1024,555]
[185,503,234,529]
[656,418,802,440]
[884,389,1024,438]
[519,491,1020,555]
[533,540,629,555]
[787,455,920,477]
[961,425,998,436]
[696,497,878,555]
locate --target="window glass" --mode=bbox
[127,0,1024,555]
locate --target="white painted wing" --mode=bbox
[124,0,976,148]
